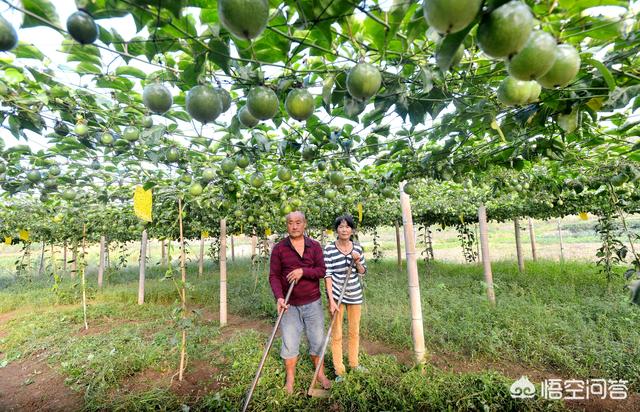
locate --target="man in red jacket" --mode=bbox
[269,210,331,394]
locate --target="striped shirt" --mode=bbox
[324,242,367,305]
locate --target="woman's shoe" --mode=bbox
[335,375,345,383]
[352,365,368,373]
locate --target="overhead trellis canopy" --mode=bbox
[0,0,638,240]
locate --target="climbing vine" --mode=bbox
[455,223,478,263]
[595,212,627,285]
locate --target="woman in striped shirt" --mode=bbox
[324,214,367,380]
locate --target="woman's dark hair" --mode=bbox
[333,214,356,232]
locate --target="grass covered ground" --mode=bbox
[0,257,638,411]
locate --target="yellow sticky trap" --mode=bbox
[5,237,12,245]
[459,213,465,224]
[579,212,588,221]
[201,231,209,238]
[357,203,363,223]
[265,228,272,236]
[133,186,153,222]
[19,230,29,241]
[327,229,333,236]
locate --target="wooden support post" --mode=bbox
[478,205,496,305]
[395,221,402,267]
[475,224,480,264]
[50,244,55,275]
[98,235,105,288]
[220,219,228,327]
[63,241,67,273]
[514,218,525,273]
[81,225,88,330]
[230,235,235,262]
[198,235,205,277]
[557,219,565,262]
[528,217,537,261]
[138,230,148,305]
[251,234,257,260]
[178,199,188,381]
[399,183,426,365]
[71,242,78,279]
[161,239,166,265]
[105,240,110,269]
[38,241,46,276]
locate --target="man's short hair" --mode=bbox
[333,214,356,231]
[286,210,306,222]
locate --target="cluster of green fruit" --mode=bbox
[16,162,78,202]
[0,8,100,49]
[235,59,383,128]
[217,0,382,127]
[142,82,232,124]
[423,0,581,106]
[70,114,153,147]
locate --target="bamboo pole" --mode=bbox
[478,205,496,305]
[50,244,55,275]
[514,218,525,273]
[220,218,228,327]
[251,234,257,260]
[528,217,537,261]
[395,221,402,267]
[81,225,88,330]
[63,241,67,273]
[399,183,426,364]
[71,242,78,279]
[198,234,205,277]
[38,241,45,276]
[138,229,148,305]
[557,219,565,262]
[230,235,235,262]
[178,199,187,381]
[98,235,105,288]
[475,224,480,264]
[105,240,110,269]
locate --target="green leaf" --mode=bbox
[200,8,218,24]
[21,0,60,29]
[322,74,335,114]
[436,20,477,72]
[585,58,616,91]
[75,62,102,75]
[126,36,147,58]
[115,66,147,80]
[2,68,25,84]
[207,38,230,75]
[95,76,134,92]
[98,26,113,45]
[13,43,45,60]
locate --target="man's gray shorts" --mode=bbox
[280,298,325,359]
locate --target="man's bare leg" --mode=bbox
[284,356,297,394]
[310,355,332,389]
